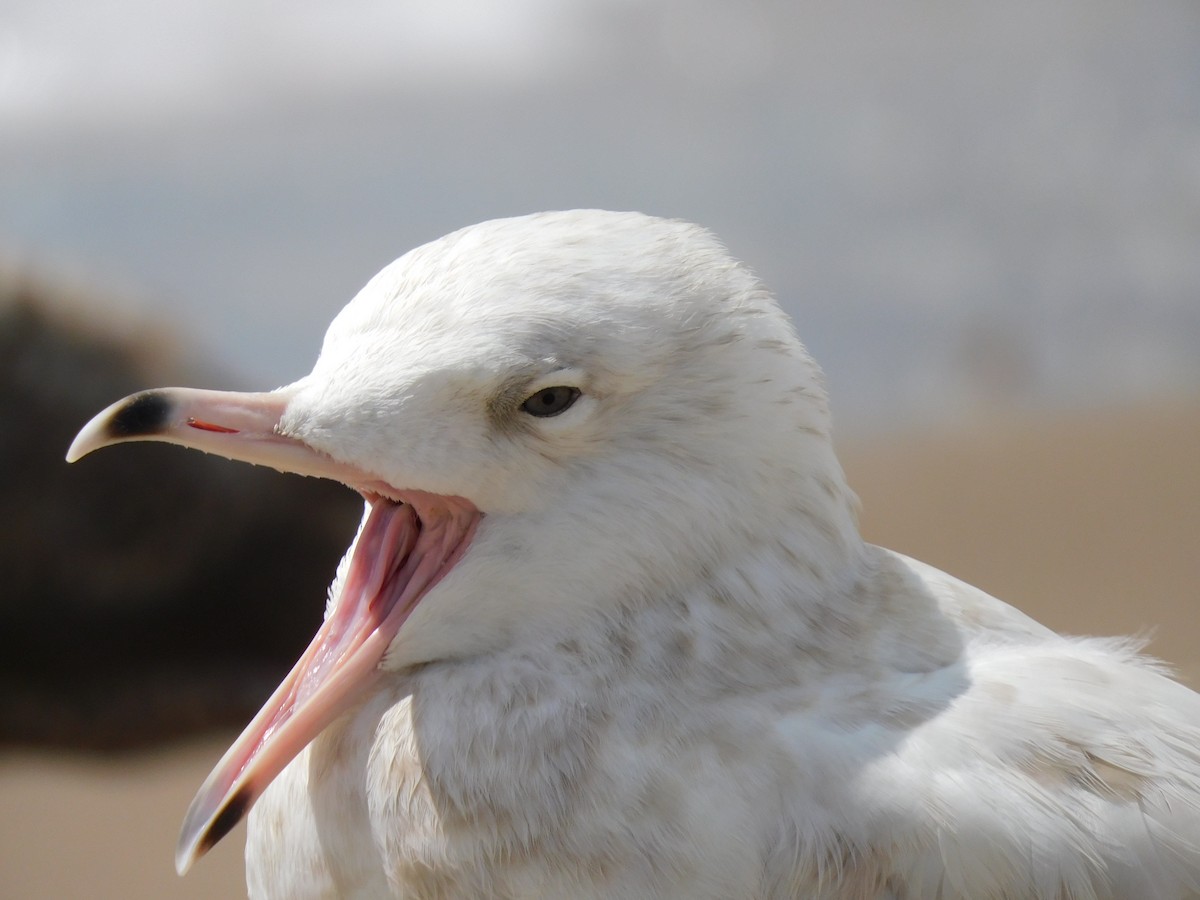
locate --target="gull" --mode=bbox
[68,210,1200,899]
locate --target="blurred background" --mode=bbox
[2,1,1198,897]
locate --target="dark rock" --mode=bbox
[0,273,362,752]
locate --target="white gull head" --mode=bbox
[68,210,1200,899]
[285,209,860,666]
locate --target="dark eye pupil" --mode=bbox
[522,386,580,418]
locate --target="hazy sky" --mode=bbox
[1,1,598,125]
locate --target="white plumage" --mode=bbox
[69,211,1200,898]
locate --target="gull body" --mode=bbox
[69,211,1200,899]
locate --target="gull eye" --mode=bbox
[521,386,581,418]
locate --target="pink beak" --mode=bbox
[67,387,479,875]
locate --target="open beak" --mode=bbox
[68,387,479,875]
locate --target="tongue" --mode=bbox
[175,495,478,874]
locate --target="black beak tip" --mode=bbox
[197,787,252,857]
[107,390,173,439]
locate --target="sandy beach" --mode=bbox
[3,400,1197,899]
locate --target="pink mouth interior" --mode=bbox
[177,492,479,871]
[248,499,421,755]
